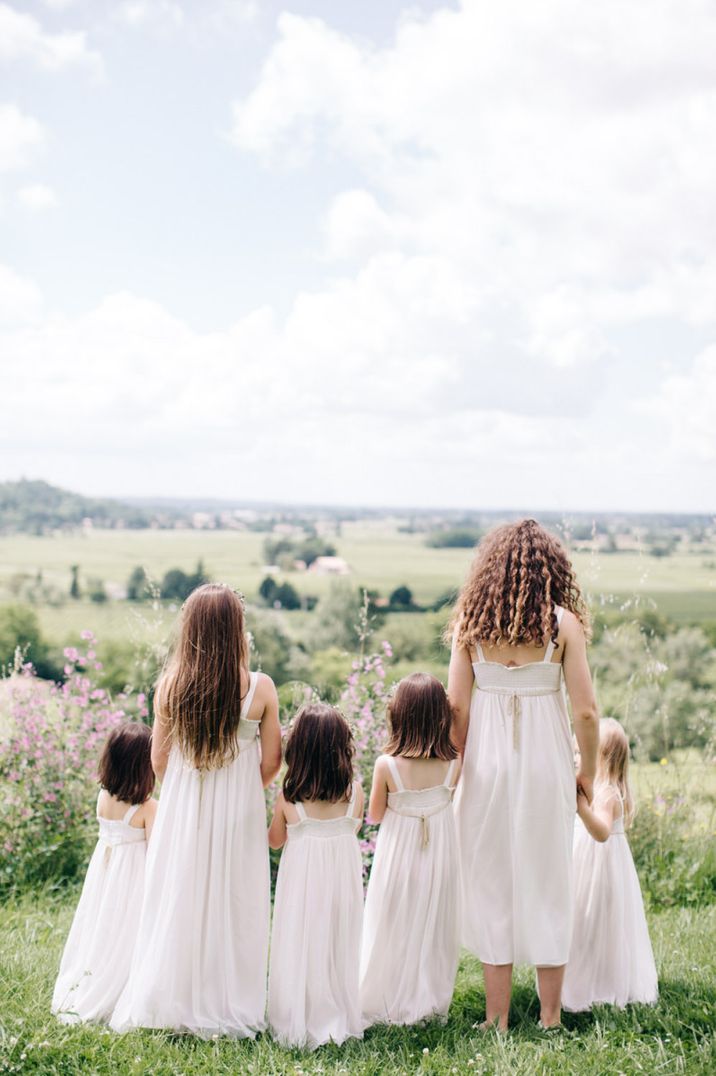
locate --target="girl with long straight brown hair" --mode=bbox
[360,673,462,1027]
[448,519,599,1031]
[111,583,282,1038]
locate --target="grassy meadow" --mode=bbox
[1,894,714,1075]
[1,524,715,654]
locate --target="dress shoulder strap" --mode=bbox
[122,803,141,825]
[475,642,487,663]
[345,781,358,817]
[443,759,458,787]
[385,755,405,792]
[240,670,260,718]
[543,606,565,663]
[295,801,307,822]
[96,790,103,819]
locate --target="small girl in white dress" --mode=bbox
[563,718,658,1012]
[361,673,461,1027]
[268,702,364,1049]
[52,722,157,1024]
[111,583,282,1038]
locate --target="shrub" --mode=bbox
[629,787,716,908]
[0,633,146,894]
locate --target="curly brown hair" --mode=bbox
[450,518,590,651]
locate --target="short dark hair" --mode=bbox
[97,722,155,805]
[283,703,355,804]
[384,673,456,760]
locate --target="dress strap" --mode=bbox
[122,803,141,825]
[240,670,259,718]
[475,642,487,663]
[295,801,307,821]
[345,781,358,816]
[385,755,405,792]
[96,790,103,819]
[543,606,564,663]
[443,759,458,787]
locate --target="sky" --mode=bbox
[1,0,715,512]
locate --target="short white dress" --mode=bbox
[562,785,658,1011]
[360,757,460,1026]
[111,671,270,1037]
[268,782,364,1049]
[454,606,575,967]
[52,799,147,1024]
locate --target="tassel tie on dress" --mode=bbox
[510,694,522,751]
[395,801,450,850]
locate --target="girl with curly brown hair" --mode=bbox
[447,518,599,1030]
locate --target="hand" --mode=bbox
[576,771,594,804]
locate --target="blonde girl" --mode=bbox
[563,718,658,1011]
[448,518,599,1029]
[111,583,282,1037]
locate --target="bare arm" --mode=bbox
[447,633,474,755]
[367,757,389,825]
[268,792,288,849]
[577,789,615,842]
[258,676,282,789]
[562,611,599,802]
[150,686,172,782]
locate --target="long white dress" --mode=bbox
[111,671,270,1037]
[454,606,575,967]
[360,757,460,1026]
[52,800,147,1024]
[562,785,658,1011]
[268,783,364,1049]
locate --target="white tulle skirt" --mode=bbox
[268,823,364,1049]
[110,741,270,1037]
[360,804,460,1025]
[52,836,146,1023]
[562,818,658,1011]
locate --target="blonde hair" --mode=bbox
[156,583,250,771]
[450,518,590,651]
[596,717,635,827]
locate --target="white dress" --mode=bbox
[52,800,147,1024]
[454,606,575,967]
[111,671,270,1037]
[562,785,658,1011]
[268,782,364,1049]
[360,757,460,1026]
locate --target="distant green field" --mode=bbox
[1,527,714,649]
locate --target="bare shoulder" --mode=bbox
[131,797,158,828]
[254,671,277,701]
[560,608,585,640]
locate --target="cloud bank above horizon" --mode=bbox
[1,0,715,512]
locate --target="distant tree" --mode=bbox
[296,537,336,568]
[87,578,108,603]
[69,564,81,600]
[0,604,60,679]
[426,529,481,549]
[389,585,415,609]
[311,582,364,651]
[259,576,278,605]
[160,560,209,602]
[274,582,301,610]
[126,566,149,601]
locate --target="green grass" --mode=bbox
[0,893,714,1075]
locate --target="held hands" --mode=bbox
[576,771,594,805]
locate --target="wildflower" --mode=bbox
[660,758,668,766]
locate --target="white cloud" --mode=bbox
[0,263,43,325]
[640,346,716,463]
[0,104,45,173]
[17,182,58,211]
[0,2,102,76]
[116,1,184,30]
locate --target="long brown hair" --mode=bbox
[98,722,155,805]
[156,583,249,771]
[283,703,355,804]
[451,518,590,651]
[596,717,635,827]
[384,673,456,760]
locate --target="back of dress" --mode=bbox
[111,670,270,1038]
[454,605,576,968]
[361,757,460,1026]
[269,784,364,1049]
